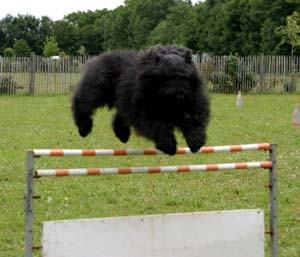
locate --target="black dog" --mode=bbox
[71,45,210,155]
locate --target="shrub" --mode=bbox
[210,54,256,93]
[43,36,60,57]
[4,48,15,57]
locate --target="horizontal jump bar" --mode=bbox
[35,161,272,177]
[32,143,271,157]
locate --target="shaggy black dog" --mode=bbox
[71,45,210,155]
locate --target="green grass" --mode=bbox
[0,94,300,256]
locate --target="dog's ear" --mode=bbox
[183,50,192,64]
[144,46,161,65]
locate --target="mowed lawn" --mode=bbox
[0,94,300,257]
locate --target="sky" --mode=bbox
[0,0,201,21]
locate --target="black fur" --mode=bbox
[71,45,210,155]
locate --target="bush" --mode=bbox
[210,54,256,93]
[4,48,15,57]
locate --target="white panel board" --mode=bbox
[42,209,264,257]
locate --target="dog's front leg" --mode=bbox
[181,125,207,153]
[154,127,177,155]
[136,122,177,155]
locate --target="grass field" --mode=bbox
[0,94,300,257]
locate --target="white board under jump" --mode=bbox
[42,209,264,257]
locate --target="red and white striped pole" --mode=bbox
[32,143,271,157]
[35,161,272,177]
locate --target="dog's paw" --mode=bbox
[112,114,131,143]
[155,139,177,156]
[77,117,93,137]
[114,126,130,143]
[187,137,205,153]
[182,127,206,153]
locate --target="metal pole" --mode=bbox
[269,144,278,257]
[25,151,34,257]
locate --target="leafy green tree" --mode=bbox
[43,36,60,57]
[53,20,80,55]
[0,0,299,55]
[76,24,102,54]
[0,15,15,53]
[125,0,177,48]
[36,16,54,54]
[66,10,108,54]
[276,11,300,56]
[13,39,31,57]
[148,2,194,46]
[10,15,40,53]
[260,0,299,54]
[225,0,265,55]
[196,1,228,54]
[0,14,51,55]
[96,7,131,51]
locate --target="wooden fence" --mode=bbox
[1,53,300,95]
[195,53,300,93]
[0,54,91,95]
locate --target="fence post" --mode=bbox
[29,53,36,95]
[269,144,278,257]
[25,151,34,257]
[260,54,265,93]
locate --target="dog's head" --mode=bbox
[136,45,203,124]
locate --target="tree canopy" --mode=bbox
[0,0,299,56]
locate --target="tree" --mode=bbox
[96,7,131,51]
[43,36,60,57]
[196,1,228,54]
[260,0,299,55]
[66,10,108,54]
[13,39,31,57]
[53,20,80,55]
[37,16,54,55]
[148,2,194,46]
[0,14,51,55]
[0,15,15,53]
[275,11,300,56]
[125,0,177,48]
[0,0,299,55]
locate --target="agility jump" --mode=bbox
[25,143,278,257]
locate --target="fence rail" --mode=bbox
[1,53,300,95]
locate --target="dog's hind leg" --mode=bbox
[71,95,94,137]
[71,75,113,137]
[112,113,131,143]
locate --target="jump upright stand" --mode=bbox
[25,143,278,257]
